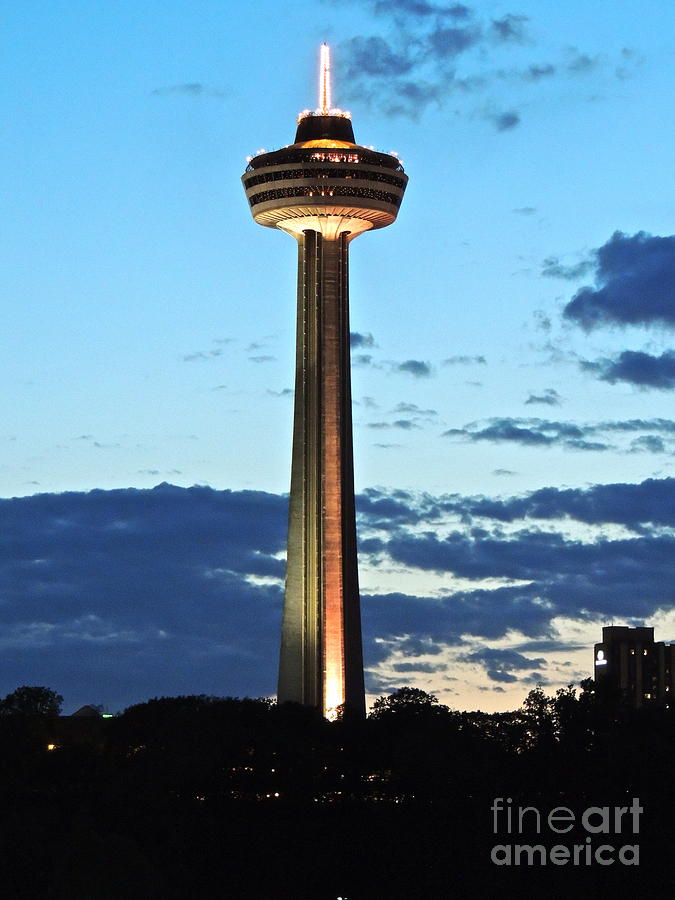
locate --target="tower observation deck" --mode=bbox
[242,45,407,718]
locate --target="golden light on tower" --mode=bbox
[242,45,408,718]
[319,42,331,114]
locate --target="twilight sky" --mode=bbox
[2,0,675,713]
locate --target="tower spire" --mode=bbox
[319,43,331,114]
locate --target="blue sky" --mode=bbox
[2,1,675,712]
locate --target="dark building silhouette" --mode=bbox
[594,625,675,708]
[242,46,407,718]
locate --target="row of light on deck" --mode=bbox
[245,147,404,165]
[297,107,352,121]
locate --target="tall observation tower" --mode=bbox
[242,45,407,718]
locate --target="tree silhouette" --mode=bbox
[0,686,63,717]
[369,686,446,718]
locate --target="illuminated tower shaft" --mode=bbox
[282,230,362,713]
[242,46,407,717]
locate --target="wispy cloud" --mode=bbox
[367,419,420,430]
[542,256,595,280]
[460,647,545,684]
[442,355,486,366]
[443,416,675,453]
[525,388,561,406]
[267,388,293,398]
[182,349,223,363]
[151,83,228,98]
[489,110,520,131]
[396,359,433,378]
[350,331,376,349]
[331,2,610,123]
[393,402,437,416]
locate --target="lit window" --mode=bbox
[46,743,57,751]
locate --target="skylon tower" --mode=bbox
[242,45,407,718]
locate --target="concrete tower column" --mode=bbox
[279,230,364,716]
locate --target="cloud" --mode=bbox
[491,14,529,44]
[512,206,537,215]
[367,419,420,430]
[151,83,228,98]
[461,647,545,683]
[542,256,595,280]
[366,405,436,432]
[0,485,287,710]
[566,50,599,75]
[442,416,675,453]
[396,359,432,377]
[489,110,521,131]
[582,350,675,390]
[533,310,552,331]
[522,64,555,81]
[368,0,473,18]
[443,417,589,448]
[445,475,675,529]
[462,647,545,669]
[350,331,376,349]
[513,639,585,654]
[392,661,446,673]
[357,487,423,527]
[266,388,293,398]
[248,355,276,364]
[630,435,666,454]
[393,402,437,416]
[442,355,486,365]
[334,4,613,122]
[182,350,223,362]
[339,35,416,80]
[356,477,675,650]
[4,476,675,710]
[428,24,482,58]
[563,232,675,329]
[373,527,675,634]
[615,46,642,81]
[525,389,561,406]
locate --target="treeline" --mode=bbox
[0,683,673,899]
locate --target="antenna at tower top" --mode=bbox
[319,43,331,114]
[296,43,351,126]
